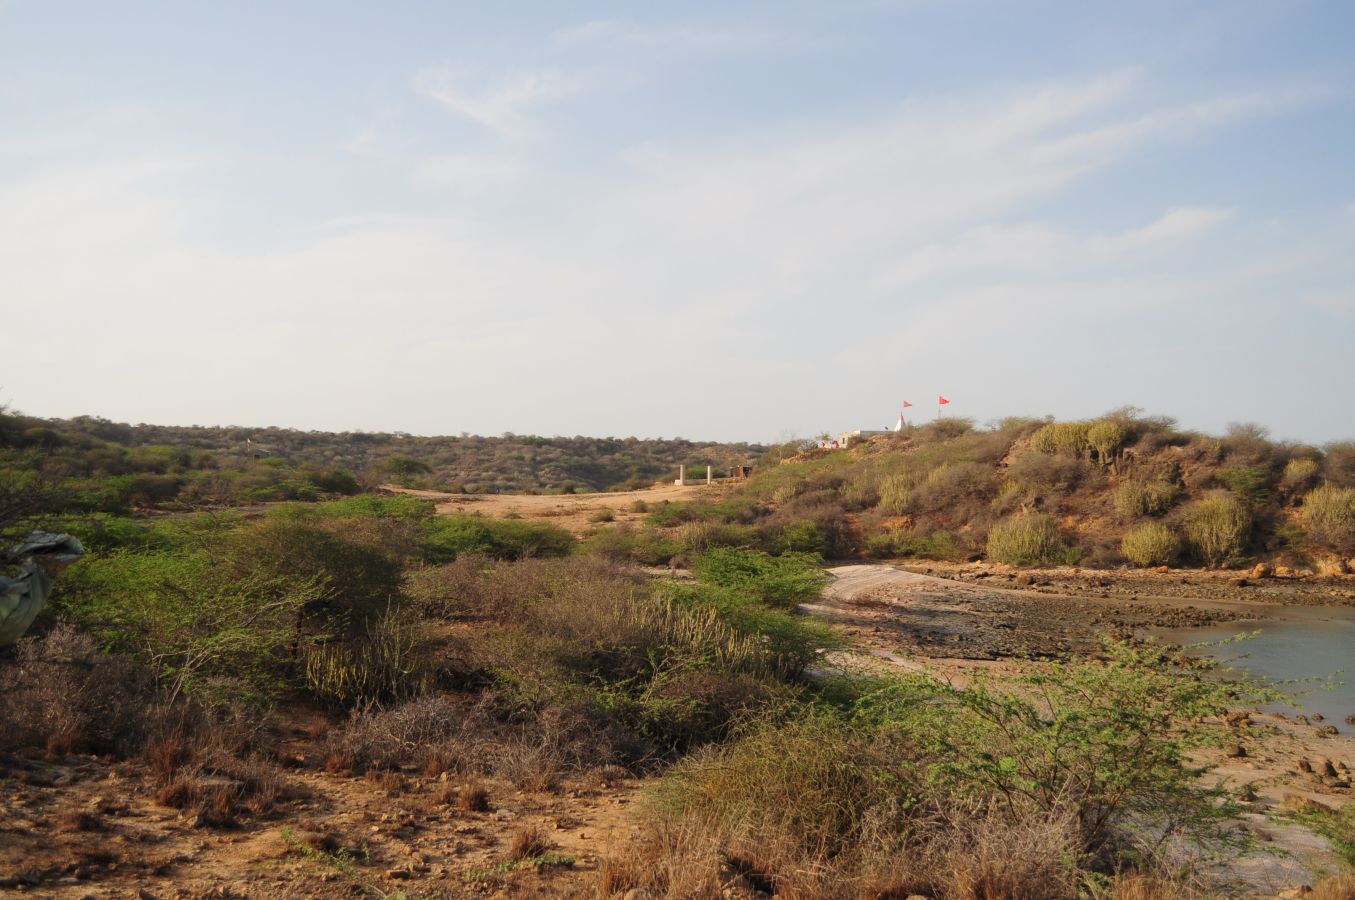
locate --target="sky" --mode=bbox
[2,1,1353,444]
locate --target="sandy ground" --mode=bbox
[0,744,641,898]
[381,482,724,535]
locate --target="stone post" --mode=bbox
[676,464,686,486]
[706,465,712,485]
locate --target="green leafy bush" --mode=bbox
[693,548,826,609]
[1120,522,1182,567]
[421,515,574,563]
[985,513,1068,566]
[1182,492,1251,566]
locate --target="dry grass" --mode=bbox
[508,824,553,862]
[1310,874,1355,900]
[457,781,490,812]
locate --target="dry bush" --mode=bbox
[875,474,911,516]
[457,781,490,812]
[1007,452,1085,494]
[1181,492,1251,566]
[1113,480,1179,518]
[596,820,731,898]
[1310,874,1355,900]
[321,693,481,774]
[1303,483,1355,554]
[1283,456,1321,488]
[925,808,1082,900]
[0,623,157,757]
[426,783,458,808]
[986,513,1069,566]
[404,553,496,620]
[913,462,996,513]
[1031,421,1091,456]
[1120,522,1182,568]
[508,824,553,861]
[1324,442,1355,488]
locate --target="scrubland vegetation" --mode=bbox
[3,405,1354,896]
[604,408,1355,573]
[0,409,763,510]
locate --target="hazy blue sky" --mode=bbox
[3,1,1352,443]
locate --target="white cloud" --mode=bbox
[413,67,581,138]
[2,71,1345,438]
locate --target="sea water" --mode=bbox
[1157,608,1355,733]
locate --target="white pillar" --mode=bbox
[706,465,712,485]
[677,464,686,486]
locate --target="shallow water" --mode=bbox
[1156,608,1355,733]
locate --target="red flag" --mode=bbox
[938,395,950,405]
[902,400,913,408]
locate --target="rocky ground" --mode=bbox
[0,740,641,898]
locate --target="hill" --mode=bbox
[583,410,1355,572]
[0,410,764,516]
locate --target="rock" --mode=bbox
[1298,757,1313,773]
[1275,887,1313,898]
[1345,714,1355,726]
[1311,713,1325,722]
[1154,565,1170,574]
[1275,566,1295,578]
[385,868,411,880]
[1234,578,1250,588]
[1318,725,1339,736]
[1252,562,1274,579]
[1226,744,1247,758]
[1323,759,1339,777]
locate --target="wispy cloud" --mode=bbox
[413,67,581,138]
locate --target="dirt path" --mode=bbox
[381,481,721,535]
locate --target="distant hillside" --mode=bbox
[606,411,1355,571]
[0,411,764,514]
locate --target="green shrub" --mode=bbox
[693,548,826,609]
[1086,418,1127,466]
[1182,492,1251,566]
[1218,466,1272,504]
[985,513,1067,566]
[52,549,328,704]
[865,529,964,561]
[270,494,434,521]
[1302,484,1355,554]
[1113,480,1179,518]
[1120,522,1182,567]
[580,526,681,565]
[1030,421,1090,456]
[875,474,911,516]
[641,642,1270,893]
[1282,457,1320,487]
[420,515,575,563]
[303,605,432,706]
